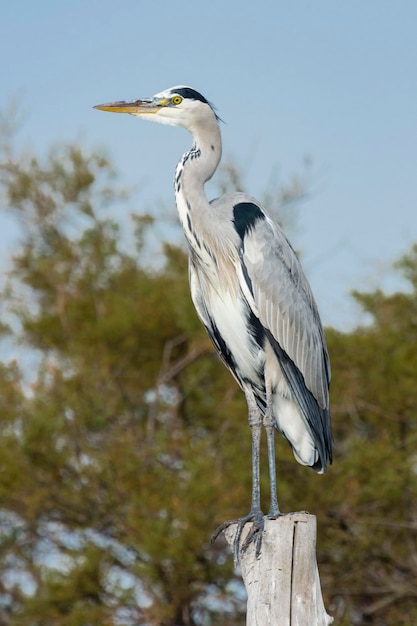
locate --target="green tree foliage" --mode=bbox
[321,250,417,625]
[0,141,247,625]
[0,128,416,625]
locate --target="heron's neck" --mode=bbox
[174,118,222,238]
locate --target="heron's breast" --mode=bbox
[204,279,265,385]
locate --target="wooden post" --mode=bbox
[223,512,333,626]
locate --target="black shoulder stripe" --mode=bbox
[233,202,265,241]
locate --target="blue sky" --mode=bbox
[2,0,417,329]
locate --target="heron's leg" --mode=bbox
[265,425,280,517]
[263,378,281,518]
[211,385,265,563]
[246,387,262,515]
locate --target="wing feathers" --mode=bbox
[242,217,330,409]
[191,196,332,468]
[237,210,332,466]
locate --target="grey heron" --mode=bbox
[94,86,332,560]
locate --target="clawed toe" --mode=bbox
[211,510,266,564]
[240,512,264,558]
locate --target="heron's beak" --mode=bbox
[93,98,163,115]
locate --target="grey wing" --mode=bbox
[238,215,331,412]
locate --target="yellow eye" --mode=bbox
[171,95,183,105]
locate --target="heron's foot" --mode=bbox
[211,509,266,564]
[267,504,282,520]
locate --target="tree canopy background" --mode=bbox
[0,123,416,625]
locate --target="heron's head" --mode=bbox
[94,86,219,131]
